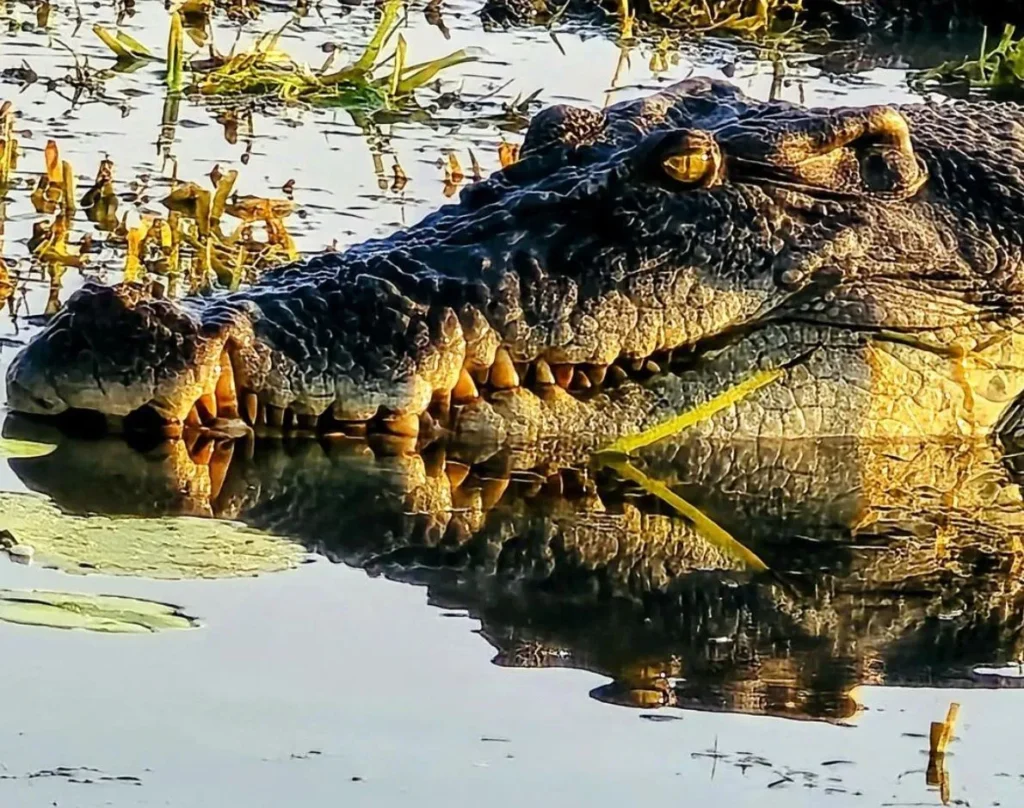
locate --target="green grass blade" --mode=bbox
[388,33,407,99]
[351,0,403,74]
[93,24,142,61]
[116,30,152,58]
[167,11,184,91]
[394,48,479,95]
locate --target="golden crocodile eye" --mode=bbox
[661,145,720,187]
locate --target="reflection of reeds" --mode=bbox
[927,702,960,805]
[0,101,17,186]
[913,25,1024,97]
[0,103,10,307]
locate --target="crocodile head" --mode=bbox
[7,78,1024,445]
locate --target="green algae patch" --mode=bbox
[0,492,306,579]
[0,437,56,459]
[0,590,197,633]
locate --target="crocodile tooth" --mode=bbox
[586,365,608,386]
[471,366,490,386]
[183,430,200,457]
[215,352,238,419]
[572,369,592,390]
[532,358,557,387]
[553,364,573,389]
[185,405,203,427]
[491,348,519,390]
[209,441,233,501]
[452,368,479,403]
[480,477,510,510]
[534,359,556,386]
[381,412,420,438]
[190,436,215,466]
[265,405,284,428]
[241,392,258,425]
[607,365,629,385]
[644,359,661,374]
[195,392,217,423]
[445,461,470,490]
[627,357,645,373]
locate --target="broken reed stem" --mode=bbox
[0,101,16,186]
[61,161,77,215]
[929,702,960,758]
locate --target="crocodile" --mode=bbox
[6,416,1024,721]
[478,0,1024,36]
[9,78,1024,459]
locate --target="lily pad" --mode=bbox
[0,590,197,633]
[0,437,56,459]
[0,492,306,579]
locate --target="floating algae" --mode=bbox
[0,590,197,633]
[0,492,306,579]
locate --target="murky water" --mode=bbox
[2,2,1024,806]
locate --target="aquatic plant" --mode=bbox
[93,0,479,110]
[0,490,306,579]
[912,25,1024,97]
[644,0,803,36]
[0,590,198,633]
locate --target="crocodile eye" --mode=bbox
[658,134,723,188]
[662,150,713,184]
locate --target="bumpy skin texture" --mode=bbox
[10,429,1024,721]
[9,78,1024,449]
[479,0,1024,33]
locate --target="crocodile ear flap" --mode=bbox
[637,130,724,189]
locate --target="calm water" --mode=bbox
[1,2,1023,806]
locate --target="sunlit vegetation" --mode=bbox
[607,0,805,37]
[18,136,300,295]
[93,0,479,110]
[0,0,535,317]
[912,25,1024,97]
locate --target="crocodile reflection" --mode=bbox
[6,419,1024,722]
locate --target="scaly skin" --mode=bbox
[9,78,1024,452]
[7,421,1024,721]
[479,0,1024,34]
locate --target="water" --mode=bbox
[2,2,1024,806]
